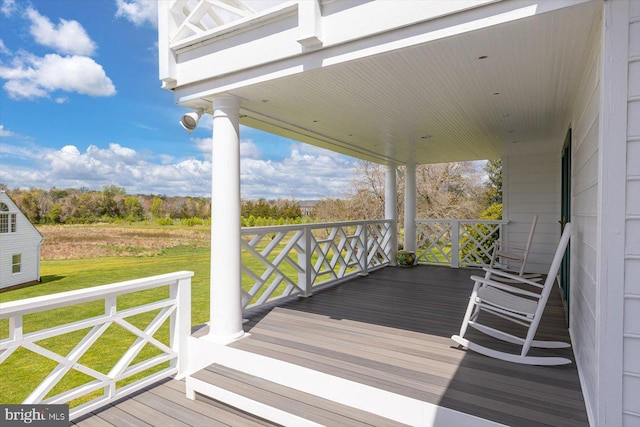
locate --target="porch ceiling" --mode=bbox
[214,1,601,165]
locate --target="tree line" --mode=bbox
[1,159,500,226]
[0,184,303,225]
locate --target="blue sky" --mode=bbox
[0,0,356,199]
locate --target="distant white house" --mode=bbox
[0,191,44,290]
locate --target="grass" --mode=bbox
[0,223,354,405]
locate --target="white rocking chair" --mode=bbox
[488,214,540,282]
[452,222,572,366]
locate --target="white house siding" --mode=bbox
[572,1,640,425]
[624,1,640,425]
[502,147,560,274]
[569,10,602,424]
[0,193,43,289]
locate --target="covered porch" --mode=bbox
[73,265,587,426]
[154,0,607,424]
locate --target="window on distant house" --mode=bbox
[0,202,16,233]
[12,254,22,274]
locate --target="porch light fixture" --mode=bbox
[179,108,204,133]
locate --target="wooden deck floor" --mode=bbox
[72,378,279,427]
[75,265,588,426]
[231,265,588,426]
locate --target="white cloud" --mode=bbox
[0,124,14,137]
[55,97,68,104]
[239,144,356,199]
[115,0,158,28]
[26,8,96,56]
[0,0,16,17]
[241,140,262,160]
[0,139,356,199]
[0,39,10,55]
[191,137,262,161]
[0,52,116,100]
[191,137,212,160]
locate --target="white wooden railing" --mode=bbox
[415,219,507,268]
[0,271,193,421]
[165,0,292,46]
[241,220,393,310]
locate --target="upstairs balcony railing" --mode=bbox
[164,0,292,46]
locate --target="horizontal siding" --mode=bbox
[503,149,559,274]
[624,1,640,424]
[626,259,640,294]
[569,9,602,425]
[0,194,43,288]
[629,140,640,175]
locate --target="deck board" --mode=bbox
[194,364,406,426]
[73,379,279,427]
[76,265,588,426]
[230,265,588,427]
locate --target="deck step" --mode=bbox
[189,363,407,427]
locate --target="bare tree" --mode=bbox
[415,162,486,219]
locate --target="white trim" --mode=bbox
[404,162,417,252]
[187,341,507,427]
[595,0,629,425]
[385,164,398,266]
[570,327,597,427]
[187,376,323,427]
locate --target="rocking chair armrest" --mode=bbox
[481,267,545,289]
[470,275,543,299]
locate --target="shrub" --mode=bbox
[156,217,174,226]
[182,217,203,226]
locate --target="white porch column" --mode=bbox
[385,164,398,266]
[404,162,417,252]
[207,95,245,344]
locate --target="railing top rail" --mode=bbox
[0,271,194,318]
[241,219,392,235]
[416,219,508,224]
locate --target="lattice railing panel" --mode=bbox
[458,221,502,267]
[416,220,454,265]
[415,220,506,268]
[168,0,289,44]
[310,224,361,285]
[367,221,392,267]
[240,228,306,309]
[0,272,193,421]
[241,220,393,311]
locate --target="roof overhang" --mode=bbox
[165,0,602,165]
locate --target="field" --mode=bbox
[0,223,215,405]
